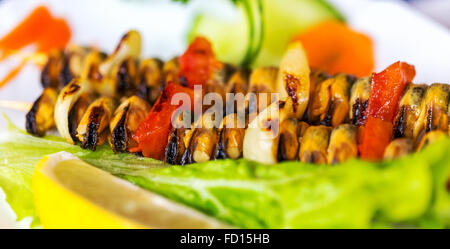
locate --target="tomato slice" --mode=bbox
[178,36,222,88]
[366,62,416,122]
[359,116,394,161]
[132,37,221,160]
[131,83,194,159]
[359,61,416,161]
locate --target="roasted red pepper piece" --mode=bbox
[130,83,194,159]
[179,36,223,88]
[366,62,416,121]
[359,116,394,160]
[359,61,416,161]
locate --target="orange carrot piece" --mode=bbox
[0,6,53,52]
[0,61,27,88]
[294,20,374,78]
[0,6,72,89]
[37,18,72,52]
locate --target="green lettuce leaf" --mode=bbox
[0,115,163,226]
[0,115,449,228]
[120,143,448,228]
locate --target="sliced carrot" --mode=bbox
[37,18,72,52]
[0,60,27,88]
[0,6,53,53]
[293,20,374,78]
[0,6,71,89]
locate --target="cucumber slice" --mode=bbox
[187,0,344,67]
[253,0,345,67]
[187,7,249,65]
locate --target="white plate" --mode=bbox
[0,0,449,228]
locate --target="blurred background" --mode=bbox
[0,0,449,229]
[0,0,449,128]
[407,0,450,28]
[0,0,449,122]
[0,0,449,134]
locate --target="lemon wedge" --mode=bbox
[32,152,230,229]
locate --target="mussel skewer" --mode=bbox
[327,124,358,164]
[110,96,151,153]
[299,125,331,164]
[383,138,414,160]
[214,113,246,160]
[76,97,116,151]
[25,87,59,136]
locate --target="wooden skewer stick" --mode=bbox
[0,100,32,111]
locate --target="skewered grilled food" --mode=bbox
[246,66,279,116]
[182,112,220,164]
[54,78,93,144]
[26,31,450,166]
[308,74,354,127]
[137,58,164,104]
[414,83,450,138]
[225,69,249,115]
[41,50,64,89]
[214,113,246,160]
[277,118,300,162]
[25,87,58,136]
[164,111,193,165]
[76,97,116,151]
[299,125,331,164]
[383,138,414,160]
[226,69,249,96]
[349,77,371,126]
[110,96,151,153]
[68,93,94,142]
[243,98,295,164]
[393,84,427,139]
[59,45,90,86]
[98,30,141,79]
[327,124,358,164]
[95,31,141,98]
[163,57,180,85]
[276,41,311,119]
[416,130,448,152]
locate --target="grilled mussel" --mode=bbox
[349,77,371,126]
[109,96,151,153]
[41,50,64,89]
[137,58,164,104]
[76,97,116,151]
[163,57,180,85]
[308,74,354,127]
[327,124,358,164]
[26,87,59,136]
[225,69,250,115]
[383,138,414,160]
[109,96,150,153]
[277,118,300,162]
[182,112,220,164]
[246,66,279,117]
[164,111,193,165]
[393,84,427,139]
[59,45,90,86]
[299,125,331,164]
[214,113,246,160]
[414,83,450,138]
